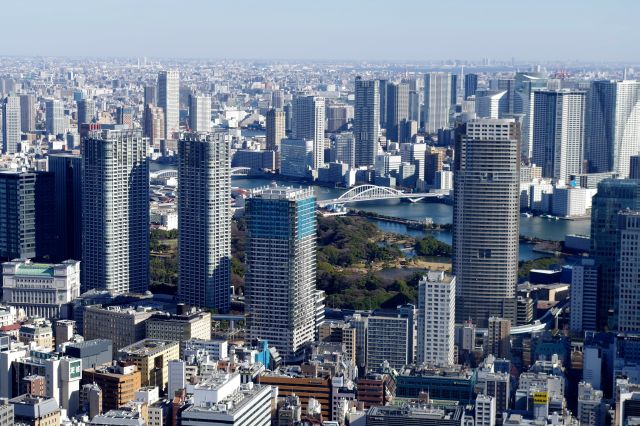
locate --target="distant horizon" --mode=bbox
[0,54,638,68]
[2,0,638,62]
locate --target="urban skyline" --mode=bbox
[0,1,638,423]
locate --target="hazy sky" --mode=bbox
[2,0,638,61]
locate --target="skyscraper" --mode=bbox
[2,95,21,154]
[464,73,478,100]
[453,118,520,326]
[586,80,640,177]
[569,258,598,335]
[417,271,455,366]
[354,77,380,167]
[48,154,83,262]
[188,94,211,132]
[0,171,54,262]
[177,132,231,311]
[271,89,284,109]
[615,210,640,333]
[332,133,356,168]
[532,90,586,181]
[266,108,285,152]
[590,179,640,330]
[245,185,318,360]
[158,70,179,139]
[326,104,351,133]
[514,72,548,160]
[76,98,95,126]
[280,138,314,178]
[475,90,507,119]
[386,82,409,143]
[451,74,458,105]
[144,85,156,106]
[116,107,133,127]
[378,79,388,127]
[144,105,165,148]
[490,78,516,115]
[45,99,64,136]
[399,142,427,182]
[19,94,35,133]
[423,72,452,134]
[82,129,149,294]
[292,95,325,169]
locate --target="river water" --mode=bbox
[230,177,591,262]
[151,161,589,262]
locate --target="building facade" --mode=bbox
[82,129,149,293]
[157,70,179,139]
[532,90,586,182]
[2,259,80,319]
[417,271,455,366]
[586,80,640,177]
[453,118,520,326]
[189,94,211,132]
[83,306,156,353]
[280,138,313,178]
[177,132,231,311]
[386,82,410,143]
[0,171,54,262]
[48,153,82,262]
[2,95,20,154]
[423,72,452,134]
[245,186,318,360]
[615,210,640,333]
[45,99,64,136]
[590,179,640,330]
[292,95,325,169]
[354,77,380,167]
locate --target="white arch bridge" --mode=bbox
[317,185,441,208]
[151,167,251,180]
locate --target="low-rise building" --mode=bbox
[319,322,356,364]
[82,362,142,413]
[259,373,332,419]
[2,259,80,319]
[355,370,396,409]
[9,394,60,425]
[179,373,272,426]
[12,351,82,415]
[0,398,13,426]
[84,306,158,353]
[145,309,211,342]
[63,338,113,370]
[366,404,466,426]
[117,339,180,390]
[19,323,53,350]
[396,364,477,404]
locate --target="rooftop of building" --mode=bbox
[420,270,454,284]
[183,382,270,416]
[399,364,474,380]
[2,259,80,277]
[250,183,315,200]
[367,403,463,420]
[9,394,59,418]
[119,339,178,357]
[87,305,157,316]
[148,310,210,323]
[90,408,144,425]
[65,338,112,350]
[19,324,52,334]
